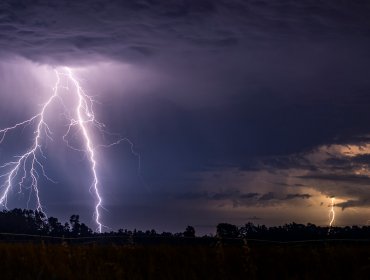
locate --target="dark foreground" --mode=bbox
[1,241,370,280]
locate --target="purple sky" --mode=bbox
[1,0,370,233]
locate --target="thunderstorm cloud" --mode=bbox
[0,0,370,232]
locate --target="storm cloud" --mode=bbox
[1,0,370,232]
[0,0,369,63]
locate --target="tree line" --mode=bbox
[217,222,370,240]
[1,209,370,240]
[0,209,91,237]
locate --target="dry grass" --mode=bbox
[0,241,369,279]
[0,242,248,280]
[249,243,370,280]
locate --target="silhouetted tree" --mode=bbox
[70,215,81,236]
[161,232,173,237]
[184,226,196,237]
[217,223,239,239]
[48,217,65,236]
[79,223,92,236]
[68,215,92,236]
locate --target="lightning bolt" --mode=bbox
[0,71,61,214]
[328,197,335,233]
[0,67,128,232]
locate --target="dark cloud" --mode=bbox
[336,199,370,210]
[1,0,370,230]
[175,190,259,202]
[0,0,370,64]
[261,155,317,171]
[324,154,370,172]
[298,174,370,185]
[285,193,311,200]
[352,154,370,165]
[240,192,260,199]
[176,189,312,209]
[324,157,353,170]
[258,192,275,201]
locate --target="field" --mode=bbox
[1,241,369,279]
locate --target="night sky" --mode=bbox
[1,0,370,233]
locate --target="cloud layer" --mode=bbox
[1,0,370,231]
[1,0,370,64]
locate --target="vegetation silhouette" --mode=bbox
[1,209,370,279]
[1,209,370,242]
[0,209,91,237]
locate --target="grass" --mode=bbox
[0,241,369,279]
[249,243,370,279]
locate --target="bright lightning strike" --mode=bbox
[328,197,335,233]
[0,67,128,233]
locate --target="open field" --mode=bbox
[1,241,370,279]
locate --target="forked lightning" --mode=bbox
[0,67,124,232]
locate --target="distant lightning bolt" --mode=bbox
[0,67,129,233]
[328,197,335,233]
